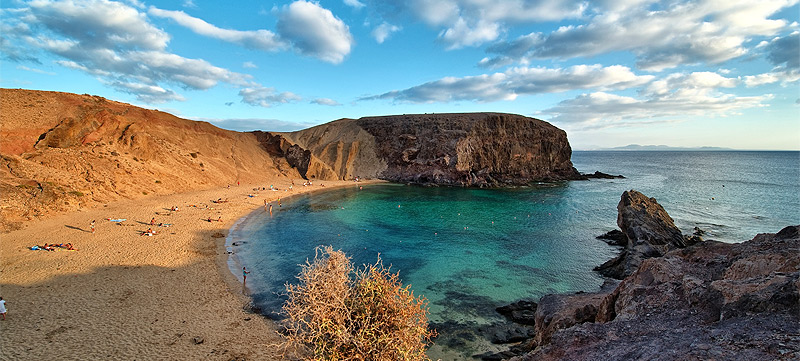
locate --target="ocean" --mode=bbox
[227,151,799,358]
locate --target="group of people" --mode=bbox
[30,243,76,251]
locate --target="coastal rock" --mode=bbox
[515,225,800,361]
[274,113,581,186]
[595,190,694,279]
[531,290,613,349]
[580,171,625,179]
[496,300,538,325]
[596,229,626,246]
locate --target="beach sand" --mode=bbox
[0,179,365,360]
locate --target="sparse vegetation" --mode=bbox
[281,246,435,361]
[190,152,198,158]
[155,180,162,184]
[68,191,84,197]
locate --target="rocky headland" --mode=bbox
[481,190,799,361]
[259,113,582,187]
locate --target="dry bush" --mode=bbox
[281,246,435,361]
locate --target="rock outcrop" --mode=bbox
[595,190,699,279]
[273,113,581,186]
[516,225,800,361]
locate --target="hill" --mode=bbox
[0,89,298,231]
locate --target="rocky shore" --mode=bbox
[480,190,799,360]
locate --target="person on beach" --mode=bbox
[150,217,156,225]
[269,204,273,216]
[242,267,250,285]
[90,220,96,233]
[0,297,6,320]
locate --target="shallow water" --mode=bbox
[228,151,799,358]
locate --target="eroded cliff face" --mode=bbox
[273,113,580,186]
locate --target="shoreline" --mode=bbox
[217,180,386,315]
[0,178,376,360]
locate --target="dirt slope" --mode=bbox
[1,88,297,231]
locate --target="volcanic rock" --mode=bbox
[496,300,538,325]
[514,225,800,361]
[271,113,581,186]
[595,190,697,279]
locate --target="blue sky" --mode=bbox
[1,0,798,150]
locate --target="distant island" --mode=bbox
[596,144,734,151]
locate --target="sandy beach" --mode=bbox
[0,179,365,360]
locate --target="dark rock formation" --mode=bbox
[595,190,700,279]
[580,171,625,179]
[268,113,581,186]
[516,225,800,361]
[496,300,538,326]
[596,229,626,246]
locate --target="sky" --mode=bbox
[1,0,799,150]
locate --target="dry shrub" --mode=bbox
[281,246,435,361]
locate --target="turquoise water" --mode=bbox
[228,151,799,356]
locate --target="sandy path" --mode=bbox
[0,179,366,360]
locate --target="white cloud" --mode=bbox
[371,22,401,44]
[29,0,170,51]
[542,72,771,128]
[239,86,302,107]
[743,73,780,87]
[439,17,500,49]
[148,7,286,51]
[482,0,797,70]
[276,0,354,64]
[17,65,55,75]
[243,61,257,69]
[201,117,317,132]
[108,81,186,103]
[4,0,308,107]
[343,0,365,9]
[371,0,586,49]
[312,98,341,106]
[364,64,654,103]
[182,0,196,8]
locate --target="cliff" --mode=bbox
[0,89,298,231]
[268,113,580,186]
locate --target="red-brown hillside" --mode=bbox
[1,88,298,231]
